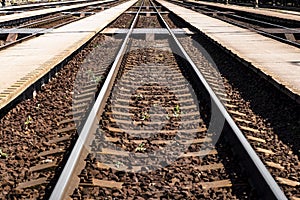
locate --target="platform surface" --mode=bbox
[0,0,137,109]
[158,0,300,99]
[184,0,300,21]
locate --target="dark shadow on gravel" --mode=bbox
[156,1,299,158]
[171,46,257,200]
[215,136,258,199]
[191,33,300,158]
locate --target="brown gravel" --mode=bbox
[109,13,135,28]
[178,33,300,199]
[71,37,255,199]
[0,34,118,199]
[136,15,162,28]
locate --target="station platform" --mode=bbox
[158,0,300,102]
[182,0,300,21]
[0,0,137,110]
[0,0,115,25]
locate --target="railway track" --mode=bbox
[168,0,300,47]
[0,0,124,49]
[47,0,292,199]
[0,0,119,28]
[202,0,300,12]
[178,33,300,199]
[0,33,123,199]
[161,3,300,199]
[0,0,94,13]
[0,0,298,199]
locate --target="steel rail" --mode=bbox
[49,0,141,199]
[152,0,287,199]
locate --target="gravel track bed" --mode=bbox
[71,37,254,199]
[0,34,124,199]
[1,13,62,28]
[216,15,264,30]
[109,13,135,28]
[1,3,297,199]
[161,14,177,29]
[143,0,152,7]
[160,8,299,197]
[136,15,162,28]
[34,15,78,29]
[178,34,300,199]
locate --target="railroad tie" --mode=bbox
[276,177,300,187]
[199,179,232,189]
[16,178,48,190]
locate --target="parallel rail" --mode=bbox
[50,0,288,199]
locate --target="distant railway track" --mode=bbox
[220,0,300,12]
[0,0,119,27]
[0,27,122,200]
[0,0,95,12]
[0,0,124,49]
[168,0,300,47]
